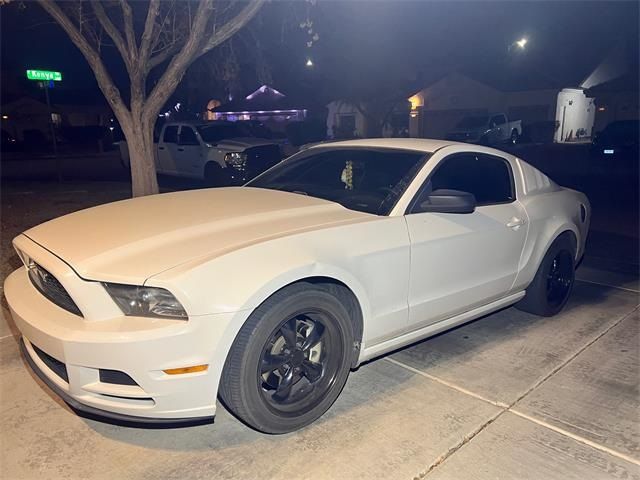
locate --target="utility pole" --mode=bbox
[42,80,61,182]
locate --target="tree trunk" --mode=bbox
[121,114,159,197]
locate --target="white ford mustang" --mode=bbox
[5,138,590,433]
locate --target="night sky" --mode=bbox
[1,1,638,108]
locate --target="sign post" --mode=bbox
[26,70,63,181]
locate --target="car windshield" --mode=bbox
[197,124,246,143]
[457,116,489,128]
[247,147,429,215]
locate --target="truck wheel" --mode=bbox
[515,236,575,317]
[510,129,519,144]
[204,162,227,187]
[219,283,354,434]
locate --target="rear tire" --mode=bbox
[516,235,575,316]
[219,283,354,434]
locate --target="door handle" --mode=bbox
[177,147,184,152]
[158,146,165,150]
[506,217,525,229]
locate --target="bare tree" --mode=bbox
[36,0,264,196]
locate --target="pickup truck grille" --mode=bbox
[28,262,83,317]
[244,145,282,179]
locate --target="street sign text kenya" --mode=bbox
[26,70,62,82]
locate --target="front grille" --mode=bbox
[32,343,69,382]
[244,145,283,179]
[28,262,83,317]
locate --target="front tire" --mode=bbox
[219,283,354,434]
[516,235,575,316]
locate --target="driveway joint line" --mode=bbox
[506,305,638,409]
[576,278,639,293]
[385,357,509,409]
[388,304,639,479]
[509,409,640,466]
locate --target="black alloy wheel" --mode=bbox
[546,250,574,308]
[258,310,341,416]
[516,234,576,317]
[219,283,354,433]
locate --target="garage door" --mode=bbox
[421,109,488,139]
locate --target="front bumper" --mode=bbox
[5,258,240,424]
[20,338,213,427]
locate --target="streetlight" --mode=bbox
[305,58,314,67]
[516,37,528,49]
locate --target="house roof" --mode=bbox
[212,85,306,113]
[585,71,639,94]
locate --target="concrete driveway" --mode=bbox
[1,184,638,480]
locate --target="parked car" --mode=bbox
[591,119,639,158]
[447,113,522,145]
[6,138,589,433]
[119,121,283,185]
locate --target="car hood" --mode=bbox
[22,187,369,284]
[214,137,277,150]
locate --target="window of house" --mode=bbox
[338,115,356,133]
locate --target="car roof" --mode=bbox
[307,138,459,153]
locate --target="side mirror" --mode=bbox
[416,189,476,214]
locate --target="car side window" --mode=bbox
[179,127,199,146]
[491,114,506,126]
[163,126,178,144]
[411,153,515,210]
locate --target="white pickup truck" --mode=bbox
[446,113,522,146]
[119,121,283,185]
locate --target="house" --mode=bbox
[1,95,111,143]
[210,85,307,132]
[407,72,559,140]
[325,101,410,139]
[585,72,639,133]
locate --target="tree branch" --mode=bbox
[199,0,265,57]
[147,43,182,72]
[118,0,137,58]
[144,0,215,117]
[37,0,129,117]
[91,1,132,71]
[139,0,161,62]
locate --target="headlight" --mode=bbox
[103,283,188,320]
[224,152,248,169]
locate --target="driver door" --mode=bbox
[177,126,204,176]
[405,152,527,330]
[489,114,507,144]
[158,125,179,174]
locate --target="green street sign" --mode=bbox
[26,69,62,82]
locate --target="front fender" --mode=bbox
[147,215,411,347]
